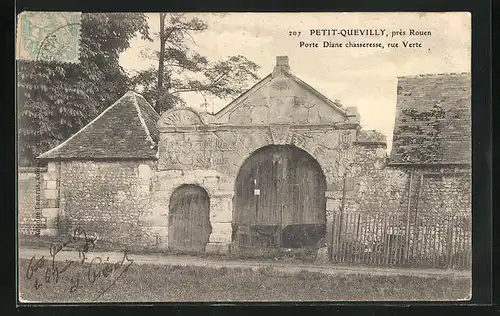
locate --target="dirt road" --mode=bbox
[18,247,470,278]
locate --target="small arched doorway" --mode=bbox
[168,184,212,252]
[233,145,327,253]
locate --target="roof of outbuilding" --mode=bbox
[389,72,471,165]
[38,91,160,160]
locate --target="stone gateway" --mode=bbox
[28,56,470,263]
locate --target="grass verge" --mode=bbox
[18,258,471,302]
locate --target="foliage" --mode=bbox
[17,13,150,166]
[131,13,260,114]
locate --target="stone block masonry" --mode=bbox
[39,162,61,236]
[18,167,47,235]
[147,168,233,253]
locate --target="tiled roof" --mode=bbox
[38,91,160,160]
[389,73,471,165]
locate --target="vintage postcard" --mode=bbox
[17,12,472,303]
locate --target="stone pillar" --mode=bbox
[137,164,170,248]
[205,191,233,254]
[40,162,60,236]
[146,219,169,249]
[325,190,343,258]
[137,163,152,195]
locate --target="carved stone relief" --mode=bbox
[308,105,321,123]
[249,103,269,124]
[229,104,252,124]
[269,125,291,145]
[158,107,204,128]
[293,96,307,107]
[158,126,355,194]
[270,78,291,92]
[294,105,310,124]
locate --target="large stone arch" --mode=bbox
[215,127,341,191]
[232,144,328,194]
[233,139,332,181]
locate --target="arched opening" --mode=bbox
[233,145,327,253]
[168,184,211,252]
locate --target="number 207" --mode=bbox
[288,31,301,37]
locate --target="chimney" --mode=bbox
[346,106,360,123]
[273,56,290,77]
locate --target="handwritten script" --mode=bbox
[24,227,134,301]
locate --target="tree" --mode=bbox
[17,13,150,166]
[132,13,260,114]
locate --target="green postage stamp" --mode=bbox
[16,11,81,63]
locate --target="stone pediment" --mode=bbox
[213,57,349,126]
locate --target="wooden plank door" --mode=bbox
[233,145,326,251]
[279,146,327,248]
[169,184,211,252]
[233,146,282,249]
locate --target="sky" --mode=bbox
[119,12,471,152]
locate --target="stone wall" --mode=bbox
[18,167,46,235]
[340,141,471,220]
[412,168,472,257]
[19,149,471,257]
[57,160,156,248]
[332,160,472,255]
[343,143,409,216]
[53,160,236,252]
[26,136,470,257]
[416,169,471,218]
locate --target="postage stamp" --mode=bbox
[16,11,81,63]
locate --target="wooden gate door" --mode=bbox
[169,184,211,252]
[233,145,326,252]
